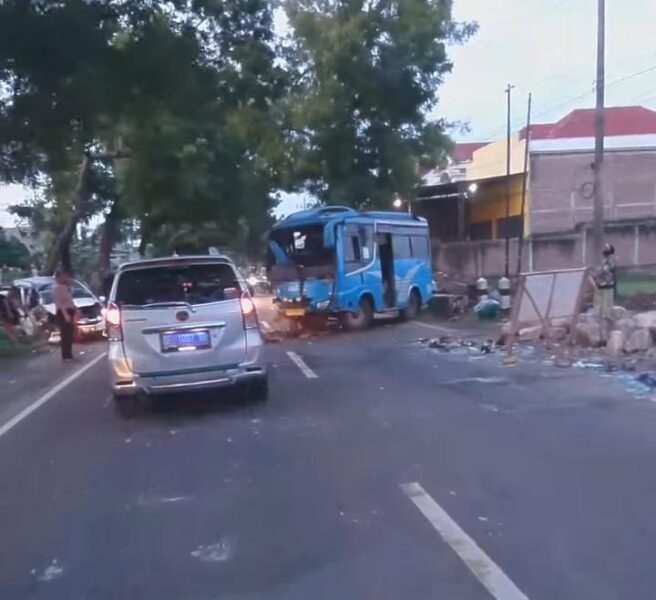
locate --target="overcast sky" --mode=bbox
[440,0,656,141]
[3,0,656,223]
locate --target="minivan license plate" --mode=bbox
[161,330,211,353]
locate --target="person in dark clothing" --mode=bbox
[0,289,21,341]
[52,269,79,361]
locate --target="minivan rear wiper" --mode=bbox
[139,301,197,313]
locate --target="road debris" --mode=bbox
[35,559,64,582]
[636,372,656,389]
[190,539,232,563]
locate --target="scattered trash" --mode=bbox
[622,359,639,372]
[190,539,231,563]
[636,372,656,389]
[474,298,500,321]
[554,356,573,368]
[572,360,604,370]
[36,559,64,582]
[477,516,489,522]
[444,376,508,385]
[480,340,494,354]
[427,336,452,351]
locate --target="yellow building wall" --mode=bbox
[469,175,529,238]
[466,135,527,180]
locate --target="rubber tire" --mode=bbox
[113,394,140,418]
[340,297,374,331]
[248,376,269,402]
[401,289,421,321]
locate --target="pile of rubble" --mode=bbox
[505,306,656,358]
[574,307,656,357]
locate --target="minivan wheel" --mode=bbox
[113,394,139,418]
[340,297,374,331]
[400,289,421,321]
[114,393,151,417]
[248,376,269,402]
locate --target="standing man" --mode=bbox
[594,243,616,341]
[53,269,78,361]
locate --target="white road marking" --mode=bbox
[260,320,272,331]
[0,352,107,440]
[401,482,530,600]
[286,351,318,379]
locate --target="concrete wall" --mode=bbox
[433,220,656,279]
[529,150,656,235]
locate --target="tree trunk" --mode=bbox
[94,199,120,293]
[44,150,129,275]
[44,154,91,275]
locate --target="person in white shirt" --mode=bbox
[52,269,79,361]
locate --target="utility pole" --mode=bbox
[593,0,606,264]
[516,93,532,277]
[504,83,514,278]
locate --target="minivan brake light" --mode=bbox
[240,293,258,330]
[105,302,123,341]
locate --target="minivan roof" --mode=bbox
[117,255,233,272]
[13,276,55,288]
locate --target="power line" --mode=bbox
[475,62,656,142]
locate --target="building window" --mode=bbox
[496,216,523,239]
[469,221,493,241]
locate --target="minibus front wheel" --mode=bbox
[340,297,373,331]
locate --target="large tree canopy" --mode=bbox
[284,0,476,208]
[0,0,289,275]
[0,0,475,280]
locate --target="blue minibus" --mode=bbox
[266,206,432,330]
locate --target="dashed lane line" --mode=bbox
[0,352,107,440]
[401,482,530,600]
[286,351,319,379]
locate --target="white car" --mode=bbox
[12,276,105,339]
[106,255,267,405]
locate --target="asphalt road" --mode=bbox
[2,318,656,599]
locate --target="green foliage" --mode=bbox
[0,0,475,267]
[284,0,476,208]
[0,229,30,270]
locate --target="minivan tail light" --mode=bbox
[105,302,123,341]
[240,293,258,330]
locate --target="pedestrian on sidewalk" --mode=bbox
[0,293,19,342]
[53,269,79,361]
[594,243,617,340]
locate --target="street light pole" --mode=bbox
[593,0,606,265]
[504,83,514,278]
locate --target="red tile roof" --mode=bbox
[453,142,489,162]
[519,123,554,140]
[521,106,656,140]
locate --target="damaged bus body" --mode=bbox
[267,206,432,331]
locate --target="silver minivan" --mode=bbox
[106,255,267,405]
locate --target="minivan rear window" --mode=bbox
[115,263,240,307]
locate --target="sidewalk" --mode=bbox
[0,341,106,428]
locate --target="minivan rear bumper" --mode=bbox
[109,344,266,397]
